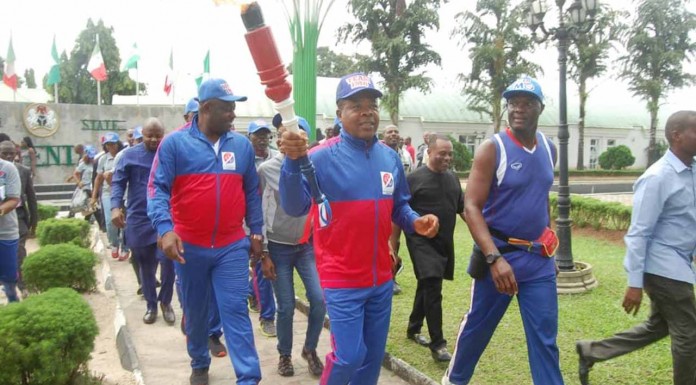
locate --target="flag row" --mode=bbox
[2,35,210,97]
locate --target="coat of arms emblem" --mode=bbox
[23,103,60,137]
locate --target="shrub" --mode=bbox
[449,135,473,172]
[598,145,635,170]
[37,204,59,221]
[36,218,91,247]
[550,193,632,231]
[22,244,97,293]
[0,288,98,385]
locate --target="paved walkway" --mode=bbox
[100,234,412,385]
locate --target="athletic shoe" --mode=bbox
[248,295,259,313]
[208,335,227,358]
[301,348,324,377]
[278,354,294,377]
[259,318,276,337]
[110,247,119,259]
[190,367,209,385]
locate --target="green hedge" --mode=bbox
[550,194,632,231]
[0,288,98,385]
[22,244,97,293]
[37,204,60,221]
[556,169,644,177]
[36,218,91,247]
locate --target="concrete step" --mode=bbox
[34,183,75,193]
[37,191,73,201]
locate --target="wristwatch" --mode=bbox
[250,234,264,242]
[485,252,502,265]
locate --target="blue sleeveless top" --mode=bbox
[483,128,557,282]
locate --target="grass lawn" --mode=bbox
[295,223,678,384]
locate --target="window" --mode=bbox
[459,135,478,155]
[607,139,616,148]
[589,139,599,169]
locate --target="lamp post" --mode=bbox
[525,0,598,271]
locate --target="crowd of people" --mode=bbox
[0,73,694,385]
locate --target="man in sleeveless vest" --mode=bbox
[443,76,564,385]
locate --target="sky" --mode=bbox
[1,0,695,115]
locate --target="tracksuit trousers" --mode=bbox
[320,280,393,385]
[446,273,564,385]
[177,238,261,384]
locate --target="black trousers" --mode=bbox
[584,273,696,385]
[407,276,446,350]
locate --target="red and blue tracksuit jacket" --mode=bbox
[279,130,420,289]
[147,118,263,246]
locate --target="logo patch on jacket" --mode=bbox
[510,162,522,171]
[380,171,394,195]
[221,152,236,170]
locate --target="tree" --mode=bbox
[316,47,366,77]
[568,5,625,170]
[24,68,36,88]
[598,145,635,170]
[619,0,696,166]
[42,19,145,104]
[453,0,541,133]
[287,47,367,77]
[339,0,443,125]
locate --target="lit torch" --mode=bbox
[240,1,331,226]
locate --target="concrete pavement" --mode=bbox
[97,232,415,385]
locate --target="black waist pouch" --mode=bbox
[467,245,488,280]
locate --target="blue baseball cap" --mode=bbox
[271,114,310,133]
[84,145,96,159]
[198,78,248,103]
[248,120,271,135]
[336,72,383,102]
[184,98,199,114]
[133,126,143,140]
[502,76,545,104]
[103,132,120,144]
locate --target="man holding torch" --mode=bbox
[279,72,439,385]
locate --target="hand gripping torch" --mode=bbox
[240,2,332,226]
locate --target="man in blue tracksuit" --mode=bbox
[148,78,264,385]
[174,97,227,359]
[279,72,439,385]
[443,76,563,385]
[111,118,175,325]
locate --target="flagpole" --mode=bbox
[136,68,140,106]
[97,81,101,106]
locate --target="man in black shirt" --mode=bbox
[391,134,465,362]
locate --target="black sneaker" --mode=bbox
[208,335,227,358]
[190,367,209,385]
[278,354,294,377]
[301,348,324,377]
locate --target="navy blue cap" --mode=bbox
[248,119,271,134]
[184,98,199,114]
[336,72,383,102]
[198,78,248,103]
[502,76,545,104]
